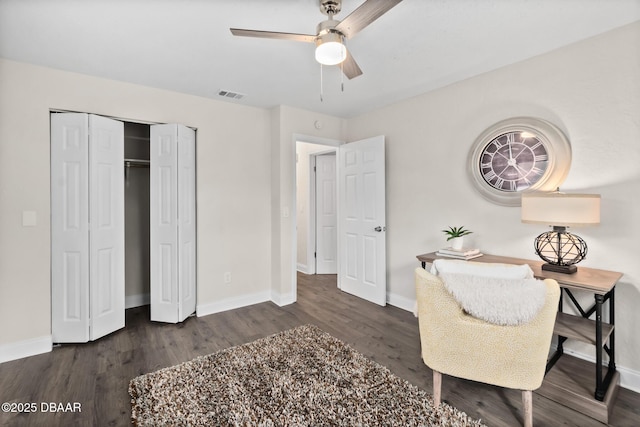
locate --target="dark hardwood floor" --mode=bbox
[1,273,639,426]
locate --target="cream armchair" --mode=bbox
[415,266,560,427]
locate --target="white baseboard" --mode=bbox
[296,263,310,274]
[196,291,271,317]
[125,293,150,309]
[387,292,416,313]
[618,364,640,393]
[564,348,640,393]
[271,290,296,306]
[0,335,52,364]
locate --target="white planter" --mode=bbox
[450,237,464,250]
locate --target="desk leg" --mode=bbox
[609,287,616,373]
[594,289,617,401]
[558,290,564,355]
[595,294,604,400]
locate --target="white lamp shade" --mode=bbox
[315,33,346,65]
[521,192,600,227]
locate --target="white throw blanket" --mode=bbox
[439,272,547,326]
[430,259,534,280]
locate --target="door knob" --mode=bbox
[374,226,386,232]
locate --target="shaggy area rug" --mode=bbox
[129,325,486,426]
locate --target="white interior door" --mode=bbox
[51,113,91,342]
[177,125,196,322]
[316,153,337,274]
[88,114,125,340]
[51,113,124,342]
[337,136,386,306]
[150,124,179,322]
[150,123,196,323]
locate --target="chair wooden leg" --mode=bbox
[522,390,533,427]
[433,370,442,407]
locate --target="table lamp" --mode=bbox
[521,191,600,274]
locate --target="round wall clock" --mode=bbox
[467,117,572,206]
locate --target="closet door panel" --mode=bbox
[51,113,90,342]
[177,125,196,321]
[150,124,179,323]
[89,114,125,340]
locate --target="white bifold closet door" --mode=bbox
[150,124,196,323]
[51,113,125,342]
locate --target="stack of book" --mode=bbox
[435,247,483,260]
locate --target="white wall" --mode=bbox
[124,166,150,301]
[0,59,272,358]
[347,22,640,383]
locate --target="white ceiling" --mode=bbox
[1,0,639,118]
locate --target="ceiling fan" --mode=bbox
[230,0,403,80]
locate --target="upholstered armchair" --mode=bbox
[415,262,560,427]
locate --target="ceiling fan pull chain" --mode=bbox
[320,64,324,102]
[341,61,344,92]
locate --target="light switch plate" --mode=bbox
[22,211,37,227]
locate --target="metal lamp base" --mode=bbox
[541,263,578,274]
[534,226,586,275]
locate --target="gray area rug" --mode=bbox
[129,324,486,426]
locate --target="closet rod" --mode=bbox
[124,158,150,168]
[124,159,149,182]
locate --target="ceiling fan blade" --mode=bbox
[335,0,403,39]
[342,50,363,80]
[230,28,316,43]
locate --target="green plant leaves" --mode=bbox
[442,226,473,241]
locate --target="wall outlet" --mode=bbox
[224,272,232,284]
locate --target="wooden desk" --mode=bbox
[416,252,623,423]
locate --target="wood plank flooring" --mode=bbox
[1,273,639,426]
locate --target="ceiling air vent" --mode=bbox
[217,89,245,100]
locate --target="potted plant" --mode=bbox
[442,226,473,250]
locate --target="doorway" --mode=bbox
[293,135,387,306]
[295,140,338,276]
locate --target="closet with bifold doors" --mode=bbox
[50,112,197,343]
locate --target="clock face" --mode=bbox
[479,131,549,192]
[467,117,572,206]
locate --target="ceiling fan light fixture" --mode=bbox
[315,32,346,65]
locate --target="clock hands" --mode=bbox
[503,133,531,178]
[507,133,515,162]
[513,162,530,178]
[494,133,520,179]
